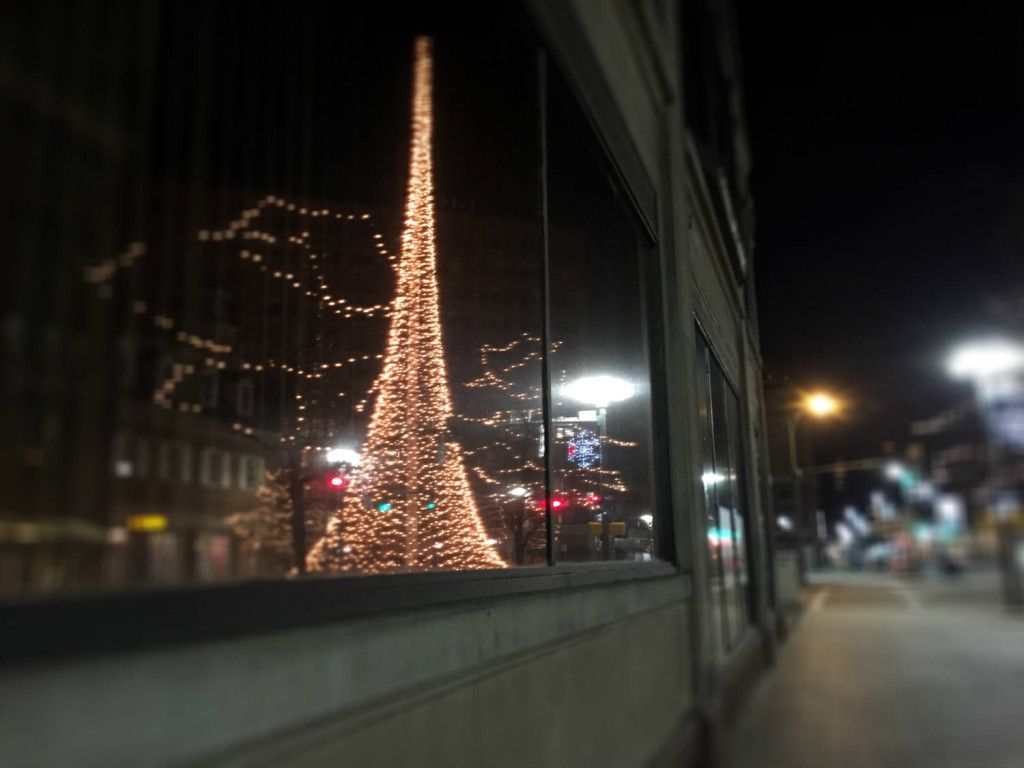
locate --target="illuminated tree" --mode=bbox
[226,469,296,575]
[316,37,506,573]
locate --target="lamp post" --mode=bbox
[947,339,1024,604]
[787,392,839,579]
[562,375,636,559]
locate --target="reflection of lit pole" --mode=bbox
[948,339,1024,518]
[787,392,839,577]
[562,375,636,556]
[948,339,1024,604]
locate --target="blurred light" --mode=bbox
[586,494,602,503]
[836,522,853,546]
[640,514,653,526]
[702,472,725,486]
[378,503,391,512]
[426,502,436,509]
[550,498,566,510]
[948,340,1024,380]
[126,514,168,532]
[328,475,345,488]
[326,447,360,465]
[777,515,793,531]
[562,375,635,408]
[509,486,528,497]
[936,494,964,524]
[885,462,905,480]
[912,480,935,502]
[805,392,838,417]
[484,538,497,546]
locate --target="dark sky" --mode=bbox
[737,3,1024,471]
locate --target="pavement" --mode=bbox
[722,569,1024,768]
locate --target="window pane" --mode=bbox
[544,72,659,563]
[696,336,729,654]
[725,386,753,630]
[710,361,742,644]
[1,1,541,593]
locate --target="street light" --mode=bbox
[326,447,360,466]
[947,339,1024,605]
[787,390,841,579]
[947,338,1024,516]
[561,375,635,409]
[805,392,838,417]
[947,340,1024,381]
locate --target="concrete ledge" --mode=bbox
[648,711,704,768]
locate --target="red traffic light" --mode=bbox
[550,498,566,510]
[328,474,346,488]
[585,494,602,503]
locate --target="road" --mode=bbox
[723,569,1024,768]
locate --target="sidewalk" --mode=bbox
[722,570,1024,768]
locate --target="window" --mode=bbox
[695,331,753,655]
[238,456,265,493]
[201,371,220,409]
[236,378,255,417]
[1,1,667,597]
[546,69,658,563]
[200,449,232,491]
[112,433,150,479]
[158,442,193,484]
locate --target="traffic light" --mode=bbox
[327,474,346,489]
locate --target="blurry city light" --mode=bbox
[640,514,653,527]
[550,498,566,510]
[885,462,905,480]
[326,447,360,465]
[509,486,528,497]
[328,474,346,488]
[804,392,838,417]
[947,339,1024,380]
[911,480,935,502]
[562,375,635,408]
[936,494,965,524]
[777,515,794,531]
[835,522,854,546]
[585,494,602,503]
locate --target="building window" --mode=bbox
[236,378,254,417]
[237,455,265,493]
[158,442,193,483]
[112,433,150,479]
[200,449,232,490]
[546,67,659,564]
[1,3,668,596]
[695,331,753,655]
[201,371,220,409]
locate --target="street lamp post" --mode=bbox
[562,375,636,560]
[947,339,1024,605]
[786,392,839,580]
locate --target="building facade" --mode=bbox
[1,1,780,765]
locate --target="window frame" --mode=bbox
[0,5,680,665]
[694,323,755,655]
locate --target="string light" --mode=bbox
[314,37,505,573]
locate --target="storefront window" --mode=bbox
[547,71,658,563]
[1,1,665,595]
[696,332,753,653]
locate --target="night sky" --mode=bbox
[737,3,1024,481]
